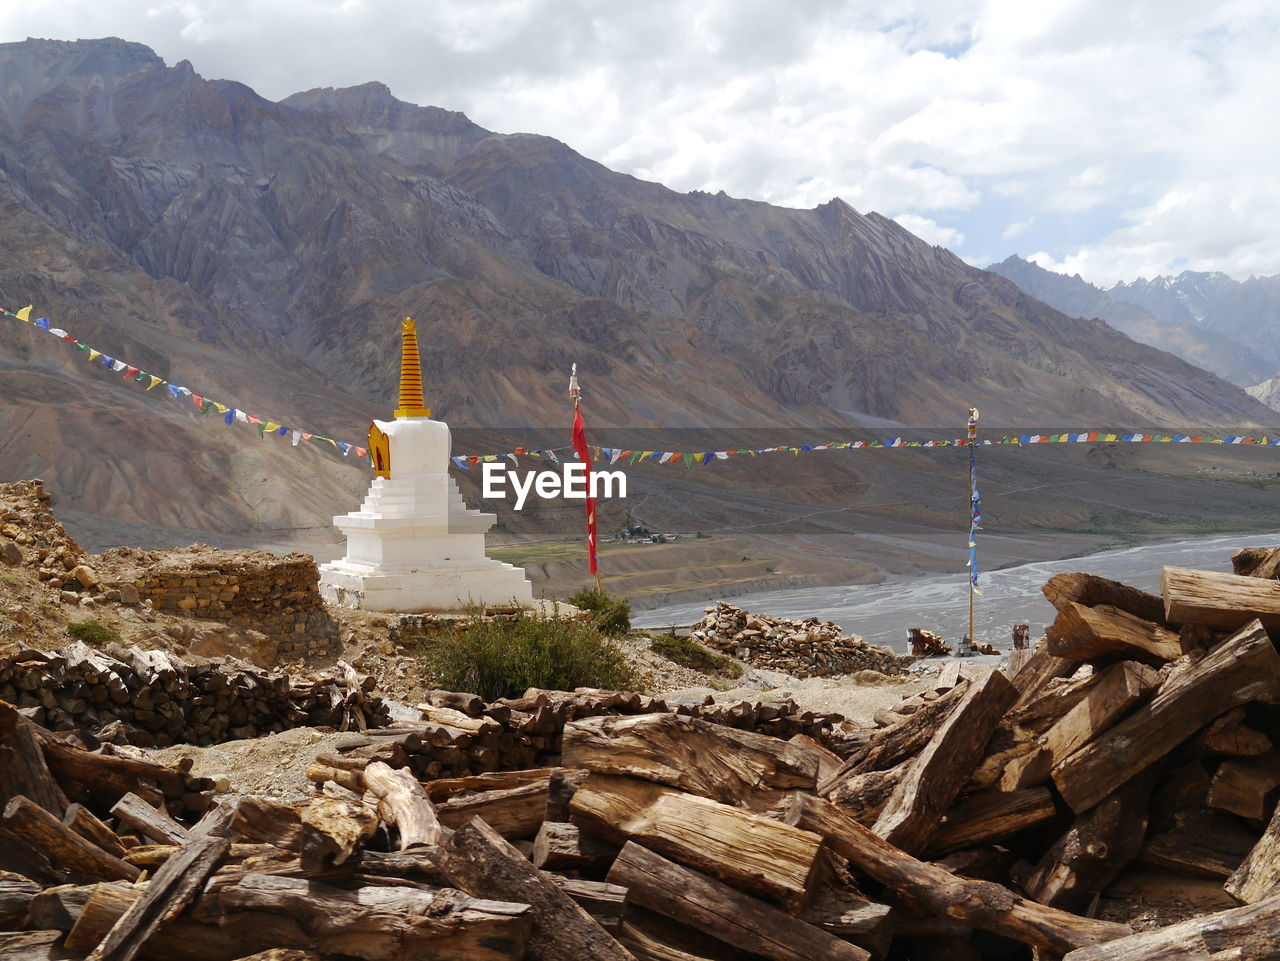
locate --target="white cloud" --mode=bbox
[893,214,965,249]
[2,0,1278,281]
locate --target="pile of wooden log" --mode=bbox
[908,628,950,657]
[690,602,914,676]
[0,642,386,747]
[308,687,856,784]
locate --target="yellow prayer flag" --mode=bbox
[87,349,101,362]
[146,375,163,390]
[15,305,32,322]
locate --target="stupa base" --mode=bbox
[318,559,534,613]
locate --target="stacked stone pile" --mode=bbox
[689,602,915,676]
[0,641,388,747]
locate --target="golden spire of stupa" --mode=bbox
[394,317,432,418]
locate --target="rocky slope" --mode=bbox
[987,256,1271,385]
[0,37,1276,556]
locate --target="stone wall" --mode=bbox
[131,548,340,660]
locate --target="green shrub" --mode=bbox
[67,619,120,645]
[649,633,744,679]
[418,608,638,701]
[567,587,631,636]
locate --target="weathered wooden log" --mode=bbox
[110,793,189,846]
[1062,892,1280,960]
[608,841,868,961]
[1232,546,1280,579]
[424,768,559,803]
[362,761,443,849]
[826,765,907,825]
[562,712,817,803]
[230,798,303,852]
[1018,766,1160,912]
[1045,603,1183,664]
[1042,572,1166,623]
[822,683,969,789]
[0,930,79,960]
[1007,648,1080,714]
[424,690,486,716]
[570,773,825,910]
[999,661,1157,791]
[1163,566,1280,631]
[618,907,756,961]
[873,670,1018,854]
[436,781,549,840]
[62,805,127,860]
[545,877,627,933]
[787,733,844,783]
[532,821,615,872]
[209,873,531,961]
[440,816,632,961]
[0,702,69,816]
[1053,621,1280,813]
[786,794,1131,955]
[1227,800,1280,903]
[544,768,590,823]
[299,797,377,870]
[1207,750,1280,819]
[1138,809,1255,879]
[799,884,892,940]
[1191,706,1273,756]
[927,787,1057,856]
[0,869,42,927]
[2,797,139,882]
[83,804,235,961]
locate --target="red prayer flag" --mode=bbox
[571,406,598,575]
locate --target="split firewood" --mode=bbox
[999,661,1158,791]
[562,712,817,803]
[0,702,69,816]
[110,793,190,846]
[2,796,139,883]
[1062,892,1280,960]
[299,797,377,870]
[786,733,844,783]
[230,798,304,852]
[84,803,236,961]
[927,788,1057,857]
[440,816,632,961]
[546,876,627,933]
[1053,620,1280,813]
[570,773,826,910]
[0,930,79,961]
[1045,602,1183,664]
[1139,809,1255,880]
[209,873,531,961]
[62,805,127,859]
[787,794,1131,955]
[1206,750,1280,819]
[873,670,1018,854]
[1017,767,1161,912]
[822,682,969,789]
[1190,707,1273,756]
[424,768,559,803]
[436,780,549,840]
[1041,572,1166,623]
[532,821,616,872]
[0,869,42,927]
[362,761,443,849]
[1006,648,1080,714]
[1226,801,1280,903]
[608,841,869,961]
[1232,546,1280,579]
[1162,566,1280,631]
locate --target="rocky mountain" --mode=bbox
[1,37,1276,560]
[986,256,1272,385]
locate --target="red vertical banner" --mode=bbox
[571,405,598,575]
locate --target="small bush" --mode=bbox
[567,587,631,636]
[67,619,120,645]
[418,608,638,701]
[649,633,744,679]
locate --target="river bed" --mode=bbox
[634,531,1280,653]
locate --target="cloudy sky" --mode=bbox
[4,0,1277,284]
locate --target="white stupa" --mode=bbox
[319,318,533,612]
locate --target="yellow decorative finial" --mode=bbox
[394,317,432,418]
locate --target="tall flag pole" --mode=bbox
[569,363,601,591]
[966,407,982,648]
